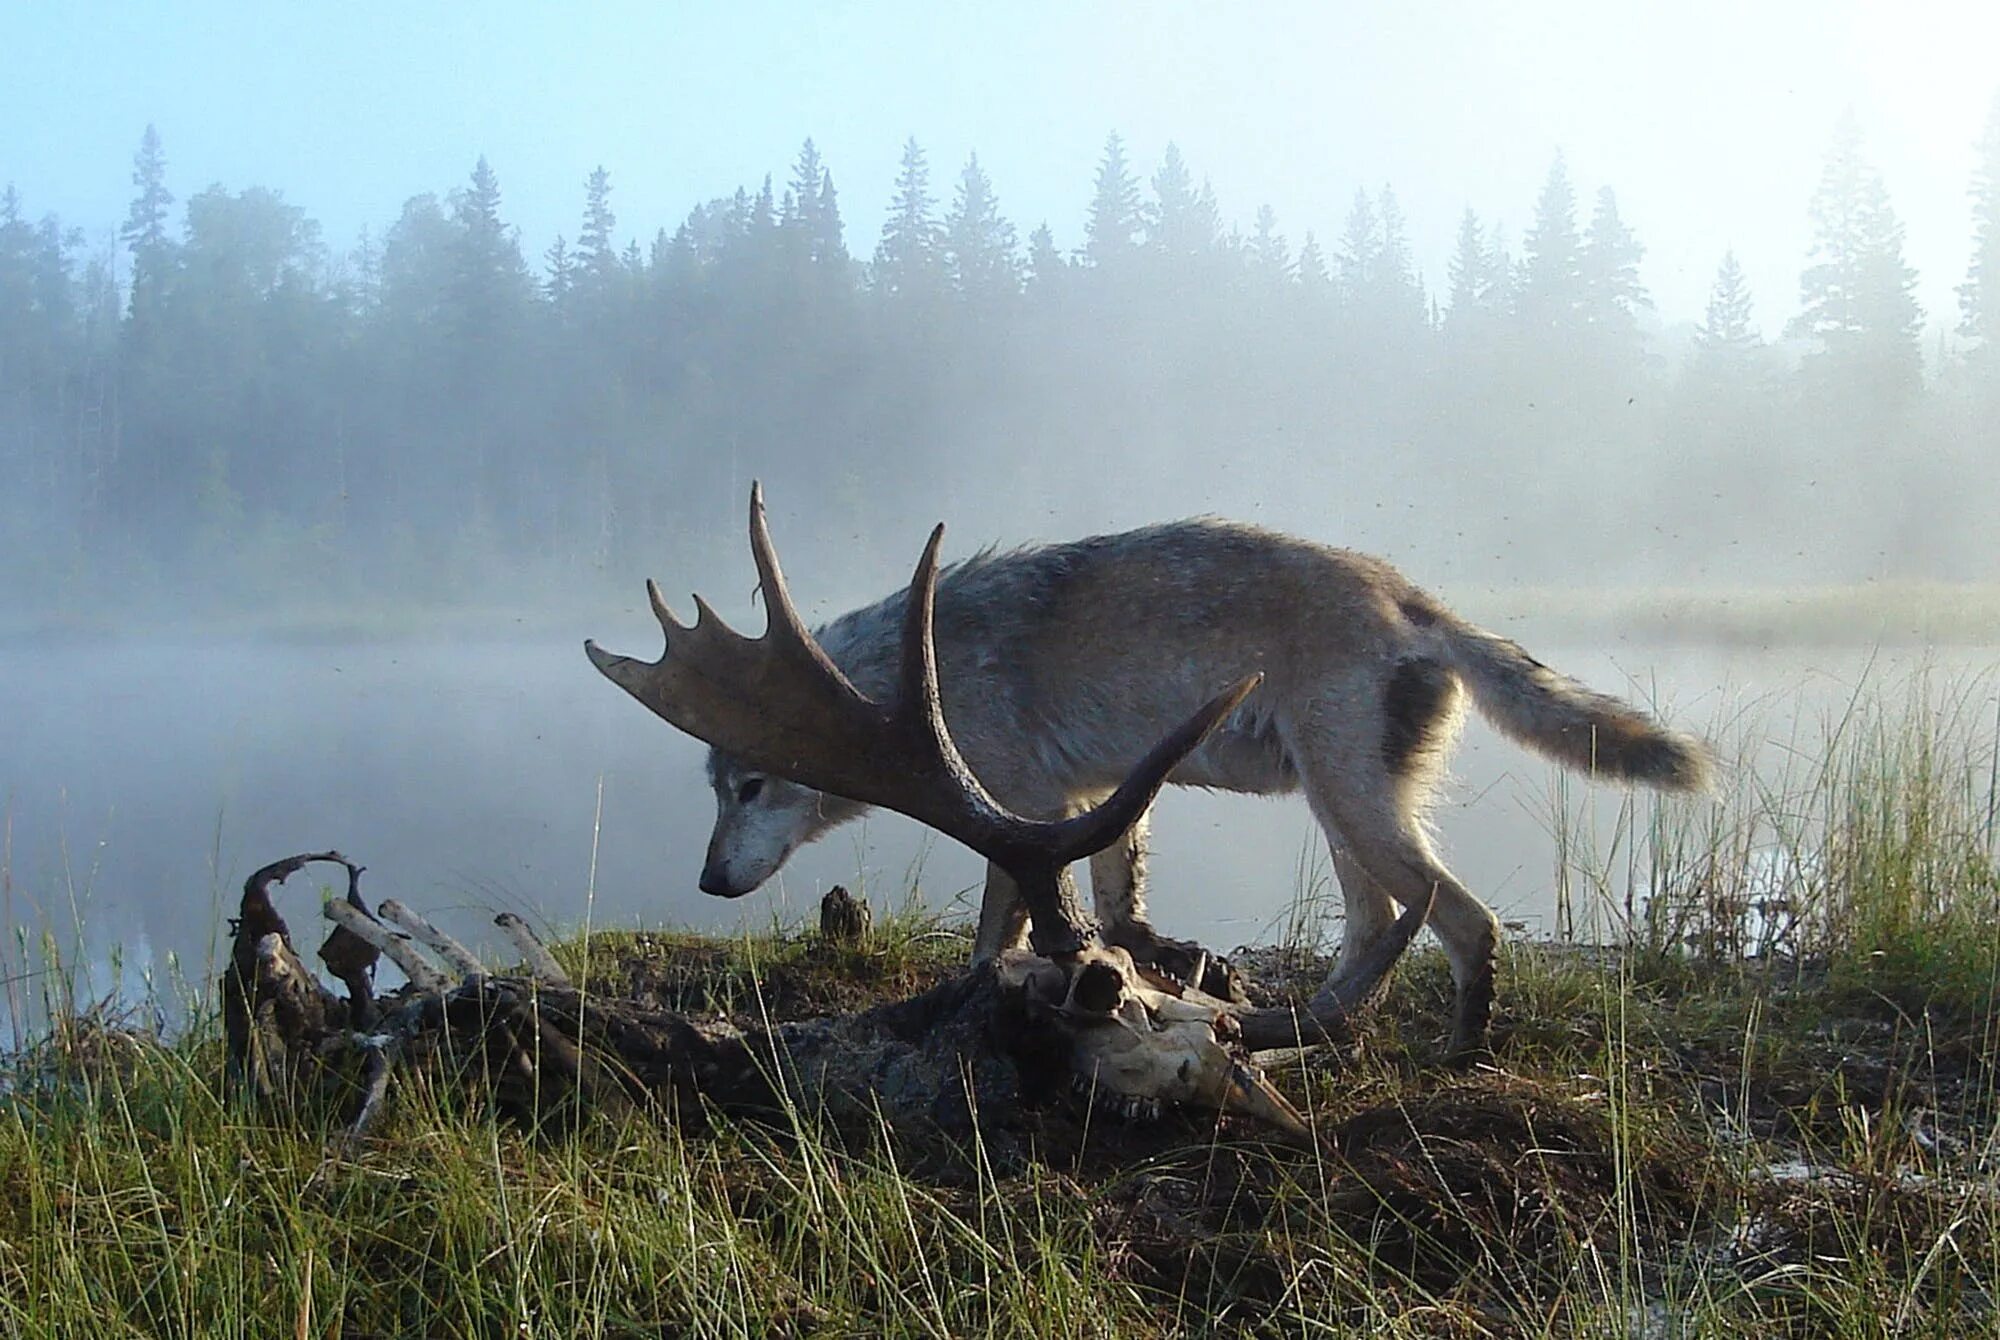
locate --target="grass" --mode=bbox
[1,672,1998,1336]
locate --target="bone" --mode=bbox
[324,899,454,994]
[378,899,487,979]
[494,912,571,984]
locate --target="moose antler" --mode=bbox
[585,483,1254,958]
[586,485,1428,1135]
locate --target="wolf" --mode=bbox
[698,517,1713,1053]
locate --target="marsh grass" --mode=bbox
[2,671,1999,1336]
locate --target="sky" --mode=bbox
[7,0,1998,337]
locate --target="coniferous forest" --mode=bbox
[5,109,1999,617]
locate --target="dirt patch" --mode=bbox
[1090,1073,1703,1319]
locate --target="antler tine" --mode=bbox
[1233,886,1436,1049]
[897,522,950,744]
[886,522,1032,845]
[747,480,821,655]
[1049,672,1263,866]
[645,579,681,636]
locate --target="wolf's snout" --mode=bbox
[699,864,751,898]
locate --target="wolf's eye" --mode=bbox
[737,778,765,804]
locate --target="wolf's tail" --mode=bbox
[1433,617,1714,790]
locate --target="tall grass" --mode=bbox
[1622,667,2000,1013]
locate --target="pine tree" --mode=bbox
[121,123,175,323]
[1520,153,1584,326]
[873,137,940,296]
[1959,90,2000,342]
[942,152,1020,303]
[1787,113,1924,399]
[1083,132,1143,268]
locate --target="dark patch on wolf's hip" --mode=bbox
[1382,657,1456,775]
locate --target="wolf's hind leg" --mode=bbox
[1288,689,1498,1059]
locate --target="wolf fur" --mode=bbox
[700,518,1712,1052]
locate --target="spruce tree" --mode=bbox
[942,152,1020,303]
[1371,185,1425,326]
[540,238,572,312]
[1336,189,1377,306]
[121,124,175,323]
[1695,250,1758,360]
[1247,204,1291,286]
[445,156,531,377]
[1520,153,1584,326]
[576,166,619,301]
[1083,132,1142,268]
[1445,207,1489,324]
[815,171,849,276]
[1296,231,1331,298]
[1025,222,1065,293]
[1580,186,1648,332]
[873,137,940,296]
[787,138,825,239]
[1146,142,1217,261]
[783,138,848,276]
[1787,113,1923,400]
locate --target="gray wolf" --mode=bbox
[697,517,1712,1053]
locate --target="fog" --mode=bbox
[3,6,1998,1027]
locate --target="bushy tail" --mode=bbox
[1435,619,1714,791]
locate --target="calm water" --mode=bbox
[3,627,1993,1033]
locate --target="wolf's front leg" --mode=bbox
[1089,810,1247,1002]
[970,862,1030,961]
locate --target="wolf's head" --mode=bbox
[699,747,869,896]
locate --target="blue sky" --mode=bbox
[7,0,1995,332]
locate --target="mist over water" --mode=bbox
[5,622,1990,1037]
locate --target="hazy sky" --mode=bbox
[8,0,1996,336]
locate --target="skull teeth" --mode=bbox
[1069,1073,1163,1124]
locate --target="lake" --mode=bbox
[3,624,1993,1035]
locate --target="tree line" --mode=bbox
[4,107,1998,612]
